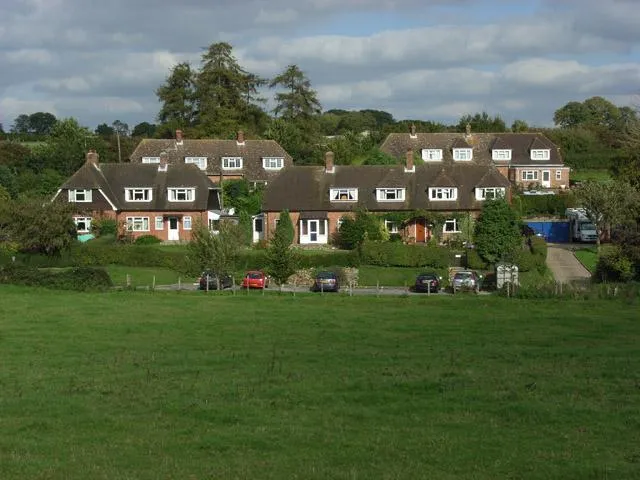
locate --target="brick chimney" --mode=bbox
[410,123,417,138]
[465,123,471,137]
[159,151,168,172]
[175,129,183,145]
[236,130,245,145]
[85,149,99,166]
[404,149,415,173]
[325,151,335,173]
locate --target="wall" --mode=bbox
[264,211,353,244]
[116,211,207,242]
[512,167,570,190]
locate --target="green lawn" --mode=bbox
[574,247,598,273]
[570,169,611,182]
[105,265,188,287]
[1,287,639,479]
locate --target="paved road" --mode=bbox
[546,243,592,284]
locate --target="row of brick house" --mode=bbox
[55,127,569,244]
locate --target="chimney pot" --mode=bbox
[325,151,335,173]
[410,123,416,137]
[159,151,168,171]
[175,129,183,144]
[465,123,471,136]
[86,150,99,166]
[236,130,245,145]
[405,149,414,172]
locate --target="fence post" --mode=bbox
[376,280,380,297]
[293,278,296,298]
[427,281,430,296]
[232,276,236,296]
[206,274,209,292]
[152,275,156,291]
[178,277,181,291]
[349,281,353,297]
[126,274,131,288]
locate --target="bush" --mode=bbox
[92,217,118,237]
[594,248,634,283]
[529,236,548,260]
[0,264,112,291]
[134,235,161,245]
[466,249,488,270]
[513,249,538,272]
[514,193,576,217]
[359,241,449,268]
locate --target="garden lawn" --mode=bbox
[570,169,611,182]
[574,248,598,273]
[1,287,639,479]
[105,265,186,287]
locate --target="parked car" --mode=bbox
[451,270,482,294]
[311,271,340,292]
[199,272,233,290]
[242,271,269,289]
[414,272,442,293]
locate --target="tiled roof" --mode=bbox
[61,162,218,211]
[262,164,510,213]
[380,132,564,166]
[129,137,294,181]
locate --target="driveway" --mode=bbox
[546,243,592,284]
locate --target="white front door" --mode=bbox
[168,217,179,241]
[309,220,319,242]
[253,215,264,243]
[299,218,328,244]
[541,170,551,188]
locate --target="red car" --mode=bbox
[242,271,270,289]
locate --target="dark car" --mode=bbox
[312,271,340,292]
[199,271,233,290]
[451,270,482,294]
[414,272,442,293]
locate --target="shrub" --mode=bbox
[359,241,449,268]
[529,236,548,260]
[388,233,403,243]
[466,249,488,270]
[514,193,576,217]
[134,235,162,245]
[0,264,112,291]
[513,249,538,272]
[594,248,634,283]
[92,217,118,236]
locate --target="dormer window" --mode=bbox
[222,157,243,169]
[125,188,152,202]
[167,188,195,202]
[453,148,473,161]
[476,187,506,201]
[185,156,207,170]
[142,156,160,164]
[376,188,405,202]
[330,188,358,202]
[68,189,92,202]
[262,157,284,170]
[429,187,457,201]
[421,149,442,161]
[492,149,511,161]
[530,149,550,160]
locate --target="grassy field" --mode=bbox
[1,287,639,479]
[574,248,598,273]
[105,264,187,287]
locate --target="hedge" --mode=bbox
[359,241,449,268]
[0,265,113,291]
[514,193,576,217]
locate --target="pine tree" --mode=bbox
[277,210,295,246]
[156,62,196,127]
[266,219,299,289]
[269,65,322,121]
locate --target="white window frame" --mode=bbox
[142,156,160,164]
[384,220,399,234]
[429,187,458,201]
[330,188,358,202]
[521,170,538,181]
[167,188,195,202]
[68,189,92,203]
[421,149,443,161]
[185,156,207,170]
[453,148,473,161]
[476,187,506,201]
[443,219,460,233]
[222,157,243,170]
[125,188,152,202]
[376,188,406,202]
[556,170,562,180]
[155,216,163,230]
[183,216,192,230]
[492,149,512,161]
[73,216,92,233]
[126,217,150,232]
[530,149,550,161]
[262,157,284,170]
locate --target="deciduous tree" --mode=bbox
[186,220,244,283]
[457,112,506,133]
[474,199,521,264]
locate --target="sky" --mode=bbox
[1,0,639,130]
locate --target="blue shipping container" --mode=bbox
[525,221,570,243]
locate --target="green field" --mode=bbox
[574,248,598,273]
[1,287,639,479]
[570,169,611,182]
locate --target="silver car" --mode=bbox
[452,271,481,294]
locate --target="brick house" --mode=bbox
[129,129,293,187]
[260,151,511,245]
[53,150,223,242]
[381,125,570,191]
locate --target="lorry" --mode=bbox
[565,208,598,243]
